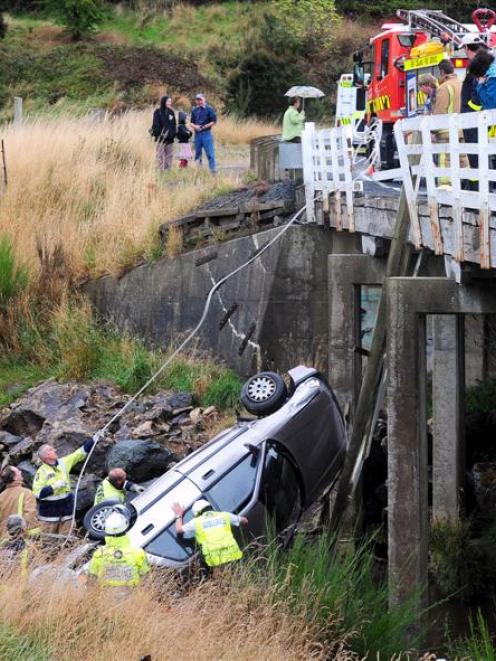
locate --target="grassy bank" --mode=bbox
[0,531,427,660]
[0,111,276,280]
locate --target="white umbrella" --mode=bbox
[284,85,325,99]
[284,85,325,111]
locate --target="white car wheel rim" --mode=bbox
[247,376,277,402]
[92,508,113,531]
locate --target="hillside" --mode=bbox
[0,2,378,121]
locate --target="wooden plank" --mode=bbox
[340,126,355,231]
[448,115,464,262]
[394,122,423,249]
[302,122,316,223]
[478,112,491,269]
[420,117,443,255]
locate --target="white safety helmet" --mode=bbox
[458,33,486,49]
[104,510,129,536]
[192,499,211,516]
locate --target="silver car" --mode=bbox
[84,366,346,567]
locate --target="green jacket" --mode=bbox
[282,106,305,142]
[88,535,150,587]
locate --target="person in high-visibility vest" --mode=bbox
[172,499,248,573]
[0,515,31,577]
[88,508,150,589]
[433,60,469,189]
[0,466,38,537]
[32,441,94,535]
[94,468,145,507]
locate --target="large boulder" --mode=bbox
[106,439,173,482]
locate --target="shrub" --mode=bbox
[43,0,106,41]
[450,610,496,660]
[466,378,496,415]
[202,370,241,410]
[226,49,303,118]
[0,235,28,308]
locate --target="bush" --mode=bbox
[451,610,496,660]
[43,0,106,41]
[226,49,303,118]
[0,235,28,308]
[466,378,496,415]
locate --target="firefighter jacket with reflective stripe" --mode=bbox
[88,535,150,587]
[0,485,38,535]
[32,447,87,521]
[462,73,482,113]
[94,478,135,506]
[193,511,243,567]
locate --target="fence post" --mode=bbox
[302,122,315,223]
[13,97,23,125]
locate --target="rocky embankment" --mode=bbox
[0,379,219,515]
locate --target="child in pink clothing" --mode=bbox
[177,111,193,168]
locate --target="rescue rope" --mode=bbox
[64,197,318,544]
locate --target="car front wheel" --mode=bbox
[240,371,287,416]
[83,499,132,541]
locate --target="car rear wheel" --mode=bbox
[241,371,287,416]
[83,499,134,541]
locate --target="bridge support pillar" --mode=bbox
[328,254,386,416]
[386,277,496,613]
[432,315,465,523]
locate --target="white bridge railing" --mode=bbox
[301,122,355,228]
[302,111,496,270]
[394,110,496,269]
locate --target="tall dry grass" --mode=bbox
[0,559,353,661]
[0,111,277,280]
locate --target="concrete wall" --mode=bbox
[83,226,335,377]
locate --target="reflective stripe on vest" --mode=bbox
[447,83,455,114]
[467,99,482,112]
[17,492,24,516]
[194,511,243,567]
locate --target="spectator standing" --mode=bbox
[152,95,177,171]
[281,97,305,142]
[190,93,217,173]
[469,50,496,110]
[177,111,193,168]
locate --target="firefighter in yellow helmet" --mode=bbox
[172,499,248,575]
[88,507,149,589]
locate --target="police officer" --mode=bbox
[88,508,150,589]
[94,468,144,506]
[172,499,248,572]
[32,441,94,535]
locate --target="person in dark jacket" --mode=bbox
[459,36,488,188]
[177,111,193,168]
[152,95,177,171]
[469,49,496,110]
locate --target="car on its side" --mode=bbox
[84,366,347,567]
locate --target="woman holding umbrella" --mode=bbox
[282,97,305,143]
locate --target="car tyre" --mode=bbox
[83,499,135,541]
[241,371,287,416]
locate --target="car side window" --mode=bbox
[144,509,195,560]
[260,443,301,530]
[206,454,258,513]
[380,38,389,78]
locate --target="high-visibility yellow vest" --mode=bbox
[94,478,125,506]
[88,535,150,587]
[32,448,86,500]
[194,511,243,567]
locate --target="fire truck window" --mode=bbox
[380,39,389,78]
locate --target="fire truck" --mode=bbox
[336,8,496,171]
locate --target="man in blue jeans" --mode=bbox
[190,93,217,173]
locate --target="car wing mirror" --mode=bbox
[244,443,260,456]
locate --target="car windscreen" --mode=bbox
[206,454,258,513]
[144,509,195,561]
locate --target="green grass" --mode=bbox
[248,531,425,658]
[0,361,53,407]
[0,623,51,661]
[451,610,496,660]
[0,236,29,307]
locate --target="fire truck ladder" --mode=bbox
[396,9,471,46]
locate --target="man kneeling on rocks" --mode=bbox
[94,468,145,506]
[32,441,94,535]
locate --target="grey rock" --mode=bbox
[74,474,99,513]
[107,439,173,482]
[8,437,37,461]
[17,460,36,487]
[166,392,193,410]
[0,431,22,447]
